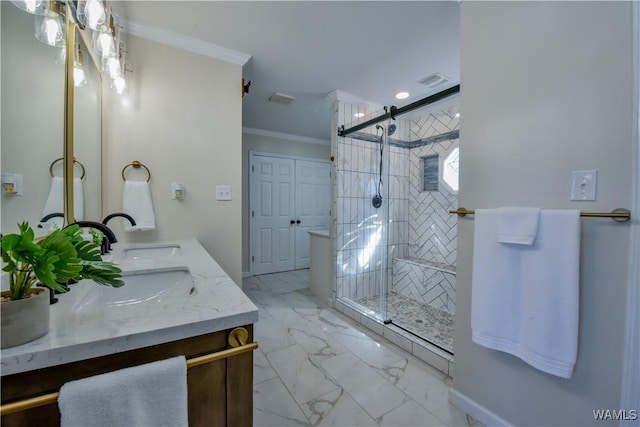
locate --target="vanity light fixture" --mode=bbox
[35,1,64,47]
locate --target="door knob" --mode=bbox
[296,220,301,224]
[290,220,295,225]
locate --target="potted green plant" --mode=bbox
[1,222,123,348]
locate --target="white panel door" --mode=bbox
[294,160,330,269]
[250,155,295,275]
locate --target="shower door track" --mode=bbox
[383,319,454,356]
[338,84,460,137]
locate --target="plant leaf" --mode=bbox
[80,260,124,287]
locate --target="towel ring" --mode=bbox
[121,160,151,182]
[49,157,85,180]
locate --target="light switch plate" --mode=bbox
[216,185,232,201]
[570,170,597,201]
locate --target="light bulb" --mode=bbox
[83,0,105,29]
[74,66,87,87]
[112,75,126,95]
[97,32,115,57]
[105,57,121,78]
[10,0,43,14]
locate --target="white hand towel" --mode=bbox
[123,180,155,231]
[58,356,188,427]
[496,207,540,245]
[472,209,580,379]
[42,177,84,222]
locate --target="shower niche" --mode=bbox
[331,88,459,373]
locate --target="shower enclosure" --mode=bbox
[333,88,459,355]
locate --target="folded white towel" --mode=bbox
[42,177,84,224]
[472,209,581,379]
[496,207,540,245]
[58,356,188,427]
[123,180,155,231]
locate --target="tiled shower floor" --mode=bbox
[354,291,455,353]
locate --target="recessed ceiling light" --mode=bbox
[455,113,460,118]
[395,91,410,100]
[354,112,365,118]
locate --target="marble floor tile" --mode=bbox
[377,399,445,427]
[330,327,406,369]
[321,352,410,419]
[254,377,310,426]
[267,344,340,405]
[245,270,482,427]
[254,348,278,385]
[301,387,378,427]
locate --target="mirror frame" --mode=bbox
[63,15,77,225]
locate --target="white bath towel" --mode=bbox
[58,356,188,427]
[471,209,581,379]
[496,207,541,245]
[123,180,155,231]
[42,177,84,225]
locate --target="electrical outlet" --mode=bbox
[216,185,232,201]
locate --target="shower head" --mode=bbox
[388,124,397,136]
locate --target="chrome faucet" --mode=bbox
[65,221,117,254]
[102,212,137,228]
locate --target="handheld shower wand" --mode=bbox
[372,125,385,209]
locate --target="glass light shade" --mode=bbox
[82,0,106,30]
[55,44,67,66]
[35,9,64,47]
[92,29,116,58]
[11,0,44,15]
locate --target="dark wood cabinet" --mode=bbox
[1,325,254,427]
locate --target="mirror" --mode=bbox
[71,26,102,223]
[0,3,103,234]
[1,2,65,234]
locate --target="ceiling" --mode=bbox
[112,1,460,142]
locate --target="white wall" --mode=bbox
[103,34,243,285]
[453,2,633,426]
[241,132,329,273]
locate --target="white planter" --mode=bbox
[1,288,50,349]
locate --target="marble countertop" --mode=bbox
[308,229,329,238]
[1,239,259,376]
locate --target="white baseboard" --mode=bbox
[242,271,251,278]
[448,389,514,427]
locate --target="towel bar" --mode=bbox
[0,328,257,416]
[121,160,151,182]
[449,207,631,222]
[49,158,85,180]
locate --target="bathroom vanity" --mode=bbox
[0,240,259,427]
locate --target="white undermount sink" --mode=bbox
[73,268,195,311]
[119,244,182,260]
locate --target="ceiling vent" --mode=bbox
[418,73,449,88]
[268,92,296,104]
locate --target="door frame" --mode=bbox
[249,151,330,276]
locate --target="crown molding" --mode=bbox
[242,127,330,146]
[325,90,383,110]
[123,20,251,66]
